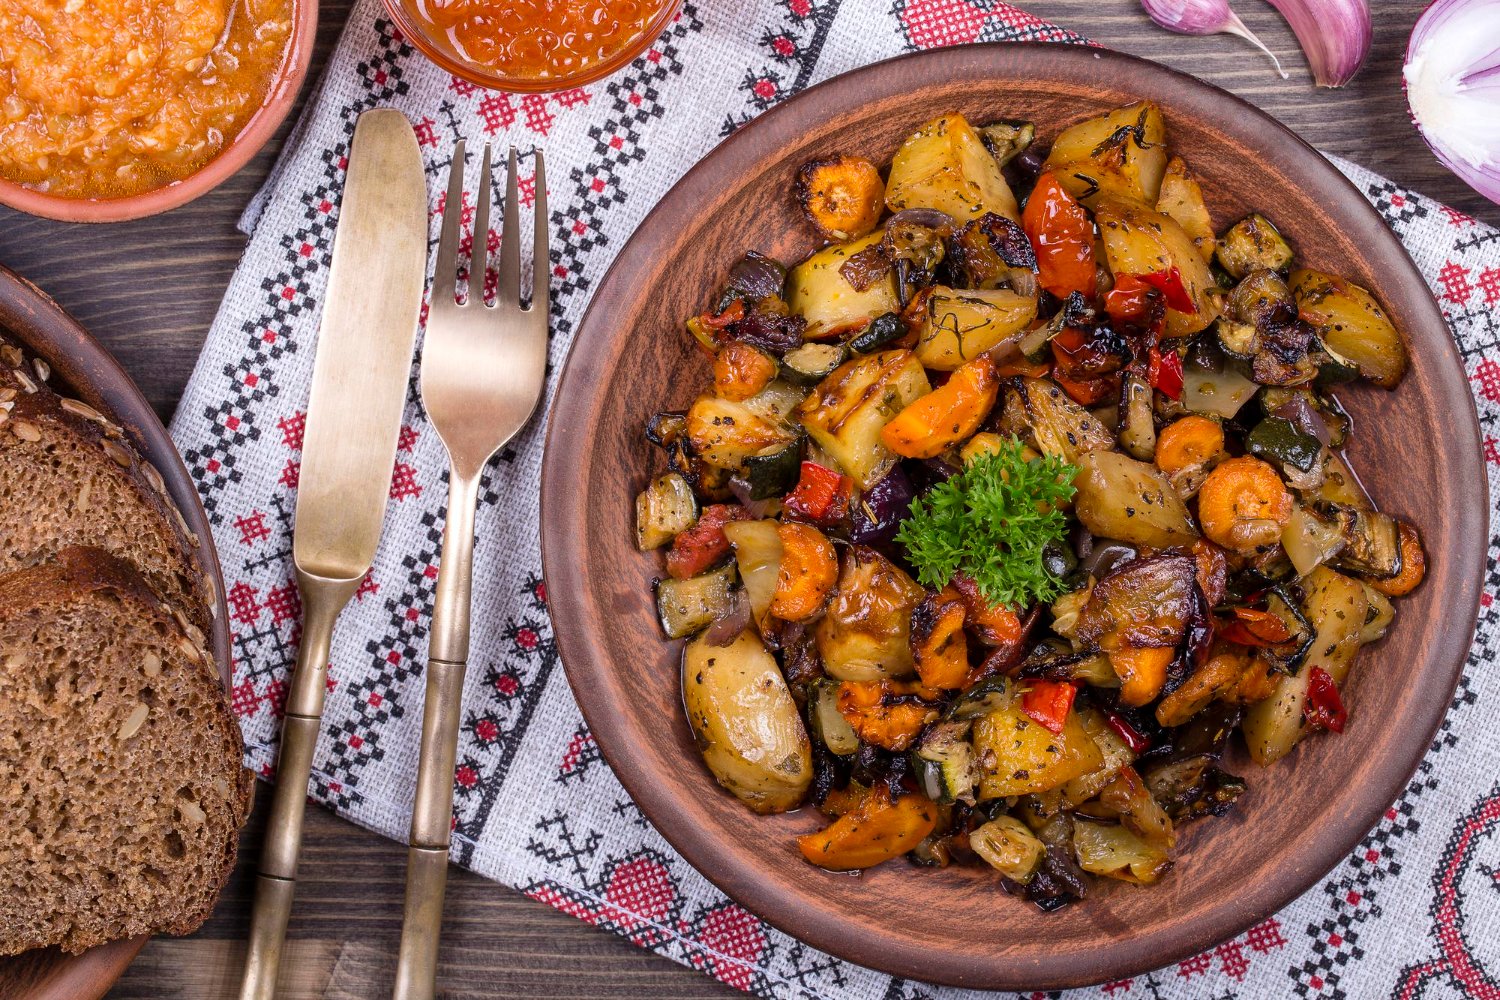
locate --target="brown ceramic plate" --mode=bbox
[540,45,1487,990]
[0,265,233,1000]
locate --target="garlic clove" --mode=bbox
[1264,0,1372,88]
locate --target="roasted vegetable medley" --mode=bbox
[635,103,1425,909]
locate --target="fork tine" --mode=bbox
[497,146,521,306]
[470,143,493,304]
[433,140,466,309]
[531,149,548,317]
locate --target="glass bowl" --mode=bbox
[383,0,683,93]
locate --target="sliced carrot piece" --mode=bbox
[1370,522,1426,596]
[1109,646,1175,708]
[835,680,938,751]
[770,522,838,620]
[1155,415,1224,475]
[879,356,999,459]
[910,585,970,689]
[797,787,938,871]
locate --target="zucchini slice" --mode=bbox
[741,438,802,500]
[635,472,698,550]
[781,342,847,385]
[911,719,976,804]
[655,564,738,639]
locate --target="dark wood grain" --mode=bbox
[0,2,1486,997]
[541,44,1485,991]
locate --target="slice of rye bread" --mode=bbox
[0,547,252,956]
[0,337,213,636]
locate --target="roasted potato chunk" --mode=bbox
[1095,196,1221,337]
[787,231,900,337]
[886,113,1019,222]
[1155,156,1215,262]
[796,349,930,489]
[914,287,1038,371]
[683,630,812,813]
[1289,269,1409,388]
[814,545,924,681]
[1074,451,1199,548]
[1044,101,1168,206]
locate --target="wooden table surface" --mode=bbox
[1,2,1493,997]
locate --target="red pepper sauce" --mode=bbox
[409,0,672,82]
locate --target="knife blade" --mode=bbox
[239,107,428,1000]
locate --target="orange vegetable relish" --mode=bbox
[0,0,295,200]
[407,0,673,82]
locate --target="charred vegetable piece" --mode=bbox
[636,472,699,550]
[1289,269,1409,389]
[835,679,938,751]
[1197,456,1292,552]
[740,438,803,500]
[972,815,1047,882]
[665,504,748,579]
[771,522,838,621]
[1073,451,1200,548]
[656,564,738,639]
[684,629,812,812]
[1331,507,1404,579]
[1243,566,1367,765]
[886,113,1020,223]
[713,341,778,401]
[972,697,1103,798]
[1075,555,1197,652]
[911,586,971,690]
[881,356,999,458]
[947,212,1037,293]
[809,678,860,756]
[1043,101,1168,206]
[947,674,1015,721]
[686,392,798,472]
[783,460,851,525]
[1371,522,1426,596]
[788,231,901,338]
[1246,416,1323,473]
[911,719,978,803]
[797,786,939,871]
[1095,196,1221,338]
[719,251,789,306]
[780,341,847,385]
[1022,172,1097,301]
[914,286,1038,371]
[1155,156,1216,262]
[978,119,1037,168]
[796,349,931,489]
[795,156,886,241]
[952,573,1026,648]
[848,312,906,355]
[1154,646,1251,727]
[1216,213,1294,279]
[849,465,915,545]
[815,546,925,681]
[1143,755,1246,822]
[1118,372,1157,461]
[996,376,1116,466]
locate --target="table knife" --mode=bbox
[239,107,428,1000]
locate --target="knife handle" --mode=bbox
[240,570,362,1000]
[395,470,480,1000]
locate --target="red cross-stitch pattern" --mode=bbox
[227,582,261,625]
[234,510,270,545]
[278,410,306,450]
[389,462,423,500]
[1438,260,1474,304]
[264,583,301,626]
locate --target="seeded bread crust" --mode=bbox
[0,547,252,956]
[0,335,214,637]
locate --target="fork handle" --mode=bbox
[395,469,481,1000]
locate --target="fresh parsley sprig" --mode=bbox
[894,440,1077,608]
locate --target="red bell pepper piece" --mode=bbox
[699,298,745,330]
[1137,267,1196,313]
[1103,273,1158,326]
[1052,369,1116,407]
[1105,711,1153,754]
[783,461,850,524]
[1021,679,1077,735]
[664,504,747,580]
[1022,173,1096,301]
[1304,666,1347,733]
[1152,345,1184,400]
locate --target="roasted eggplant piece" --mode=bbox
[1076,554,1198,652]
[1216,213,1294,279]
[795,156,885,241]
[1330,506,1403,579]
[848,312,906,355]
[978,119,1037,168]
[995,376,1116,466]
[945,212,1037,292]
[1142,754,1246,822]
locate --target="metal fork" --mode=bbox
[393,141,549,1000]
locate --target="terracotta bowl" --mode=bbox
[0,265,233,999]
[0,0,319,223]
[540,45,1487,990]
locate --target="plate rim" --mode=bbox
[540,42,1487,989]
